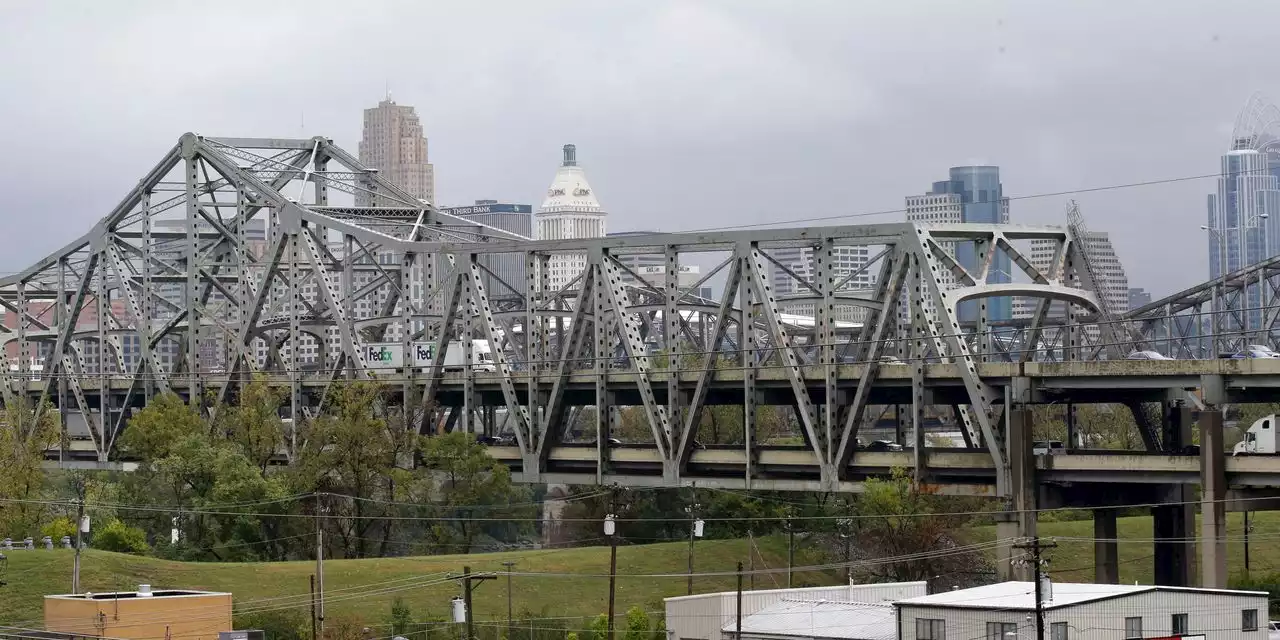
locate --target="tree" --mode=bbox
[418,432,533,552]
[93,518,150,553]
[118,392,204,460]
[290,381,408,558]
[848,468,989,584]
[118,391,293,561]
[0,398,59,536]
[215,376,285,472]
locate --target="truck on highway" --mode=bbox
[1233,414,1279,455]
[359,340,496,372]
[443,339,495,372]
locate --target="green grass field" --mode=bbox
[977,510,1280,586]
[2,510,1277,630]
[0,536,797,629]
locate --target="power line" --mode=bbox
[676,165,1279,233]
[5,491,1280,524]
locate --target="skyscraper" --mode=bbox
[1205,94,1280,333]
[1014,231,1130,319]
[439,200,532,300]
[1128,287,1152,311]
[358,97,435,205]
[537,144,607,291]
[906,166,1011,322]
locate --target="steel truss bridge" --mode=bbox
[6,133,1280,501]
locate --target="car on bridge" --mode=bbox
[1126,350,1172,360]
[1231,345,1280,359]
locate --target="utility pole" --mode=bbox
[735,561,743,640]
[463,566,474,640]
[457,566,494,640]
[315,497,325,640]
[747,529,755,591]
[310,575,318,640]
[785,511,795,588]
[838,518,852,584]
[606,513,619,640]
[1245,511,1252,575]
[72,499,85,594]
[503,560,516,640]
[686,503,702,596]
[1013,537,1056,640]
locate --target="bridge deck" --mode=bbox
[487,445,1280,494]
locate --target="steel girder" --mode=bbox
[3,134,1117,498]
[1122,252,1280,358]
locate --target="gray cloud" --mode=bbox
[3,0,1280,297]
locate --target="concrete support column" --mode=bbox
[1152,398,1196,586]
[996,407,1036,582]
[1094,507,1119,584]
[1153,495,1194,586]
[1200,407,1227,588]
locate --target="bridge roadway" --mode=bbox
[33,356,1275,402]
[486,445,1280,495]
[418,358,1280,406]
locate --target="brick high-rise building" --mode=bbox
[358,97,435,205]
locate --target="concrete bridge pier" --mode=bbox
[996,407,1036,582]
[1153,497,1194,586]
[1154,400,1195,586]
[1199,375,1228,588]
[1093,507,1119,584]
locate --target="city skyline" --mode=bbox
[906,166,1014,323]
[7,3,1280,300]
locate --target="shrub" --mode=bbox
[588,614,609,640]
[234,610,309,640]
[91,519,149,554]
[623,607,649,640]
[41,517,77,543]
[389,597,413,635]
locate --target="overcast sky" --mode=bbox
[2,0,1279,297]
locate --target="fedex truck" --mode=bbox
[359,340,495,372]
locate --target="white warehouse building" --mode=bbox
[671,581,1268,640]
[666,582,926,640]
[896,582,1268,640]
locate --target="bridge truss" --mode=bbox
[0,133,1148,495]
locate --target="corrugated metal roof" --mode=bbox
[722,598,896,640]
[895,582,1268,611]
[896,582,1149,610]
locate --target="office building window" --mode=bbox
[1050,622,1067,640]
[917,619,945,640]
[986,622,1016,640]
[1244,609,1259,632]
[1172,614,1188,635]
[1124,617,1142,639]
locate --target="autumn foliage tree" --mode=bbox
[0,398,59,536]
[847,467,989,584]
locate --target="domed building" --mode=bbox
[537,144,607,290]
